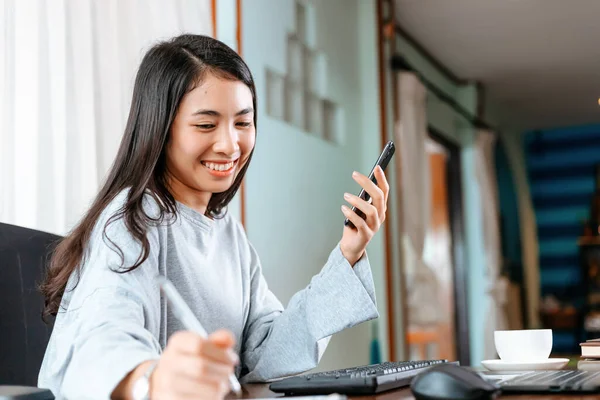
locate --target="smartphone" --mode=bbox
[344,140,395,229]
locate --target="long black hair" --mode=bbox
[41,34,257,318]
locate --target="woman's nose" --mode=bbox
[214,126,240,155]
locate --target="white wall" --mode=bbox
[241,0,387,371]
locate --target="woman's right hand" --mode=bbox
[151,329,239,399]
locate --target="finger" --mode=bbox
[367,168,386,221]
[374,165,390,205]
[169,330,238,366]
[203,331,239,365]
[353,171,385,214]
[371,171,386,222]
[171,354,234,383]
[343,193,379,229]
[152,364,221,399]
[171,375,222,398]
[168,331,204,355]
[342,205,370,235]
[208,329,235,349]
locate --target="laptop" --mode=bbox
[483,370,600,393]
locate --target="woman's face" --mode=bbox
[166,72,255,208]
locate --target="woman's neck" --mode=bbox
[167,176,211,215]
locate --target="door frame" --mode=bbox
[428,127,471,366]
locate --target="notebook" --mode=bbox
[578,359,600,371]
[581,338,600,359]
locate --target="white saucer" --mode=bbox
[481,358,569,371]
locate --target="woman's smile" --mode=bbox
[200,159,239,177]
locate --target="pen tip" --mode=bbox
[230,378,242,397]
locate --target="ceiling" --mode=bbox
[394,0,600,130]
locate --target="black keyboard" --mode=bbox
[500,370,600,393]
[269,360,454,395]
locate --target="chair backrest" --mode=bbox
[0,223,61,386]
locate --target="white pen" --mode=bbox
[157,275,243,397]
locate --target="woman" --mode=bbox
[39,34,389,400]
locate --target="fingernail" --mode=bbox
[343,193,350,199]
[352,171,358,177]
[341,205,349,213]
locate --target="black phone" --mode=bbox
[344,140,395,229]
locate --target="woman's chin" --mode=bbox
[202,179,236,194]
[194,168,240,194]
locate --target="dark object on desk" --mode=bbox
[269,359,451,395]
[0,386,54,400]
[0,223,60,386]
[410,364,500,400]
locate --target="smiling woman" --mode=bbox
[166,74,256,212]
[37,34,390,400]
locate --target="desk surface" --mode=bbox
[240,383,600,399]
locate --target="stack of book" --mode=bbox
[579,338,600,370]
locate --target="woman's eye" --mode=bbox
[195,124,215,129]
[236,122,252,127]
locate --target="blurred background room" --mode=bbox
[2,0,600,383]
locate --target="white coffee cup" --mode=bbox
[494,329,553,362]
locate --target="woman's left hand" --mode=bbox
[340,166,389,266]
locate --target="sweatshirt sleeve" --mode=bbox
[38,207,163,399]
[240,243,379,382]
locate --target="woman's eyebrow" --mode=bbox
[236,107,254,116]
[191,107,253,117]
[192,109,220,116]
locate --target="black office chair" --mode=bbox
[0,222,60,386]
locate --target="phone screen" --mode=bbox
[344,141,395,228]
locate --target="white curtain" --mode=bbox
[395,72,441,327]
[0,0,213,235]
[475,130,510,359]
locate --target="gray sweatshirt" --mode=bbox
[38,190,379,399]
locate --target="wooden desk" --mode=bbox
[240,383,600,399]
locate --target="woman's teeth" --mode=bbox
[203,161,234,171]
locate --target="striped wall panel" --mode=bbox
[525,125,600,353]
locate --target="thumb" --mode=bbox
[208,329,236,349]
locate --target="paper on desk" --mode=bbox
[252,394,347,400]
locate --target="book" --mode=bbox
[578,358,600,371]
[580,338,600,359]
